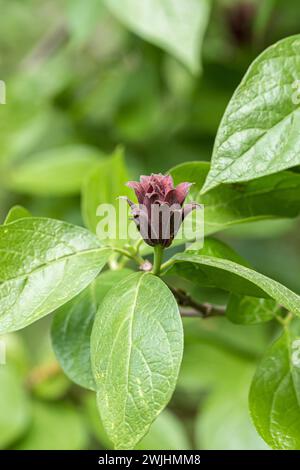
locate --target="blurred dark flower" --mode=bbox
[124,173,198,248]
[225,2,256,46]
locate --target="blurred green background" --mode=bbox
[1,0,300,450]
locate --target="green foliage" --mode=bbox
[16,401,87,450]
[1,0,300,452]
[0,218,111,333]
[81,147,134,244]
[104,0,211,73]
[0,365,30,449]
[166,251,300,314]
[249,327,300,449]
[91,272,183,449]
[4,205,31,224]
[51,269,132,390]
[171,162,300,235]
[196,364,268,450]
[5,145,103,196]
[203,35,300,192]
[85,392,190,450]
[226,295,279,325]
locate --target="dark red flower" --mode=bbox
[225,2,256,46]
[124,173,198,247]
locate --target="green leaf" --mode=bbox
[51,269,132,390]
[226,294,279,325]
[91,272,183,449]
[0,365,31,449]
[202,35,300,193]
[196,363,268,450]
[249,329,300,449]
[6,145,102,196]
[0,218,111,334]
[81,147,134,245]
[16,401,87,450]
[189,237,249,265]
[165,250,300,316]
[104,0,210,74]
[4,205,31,224]
[67,0,105,45]
[85,393,190,450]
[170,161,300,235]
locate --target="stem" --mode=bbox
[134,238,144,253]
[170,286,226,319]
[160,257,175,274]
[276,311,294,328]
[152,245,164,276]
[112,247,145,267]
[180,306,225,319]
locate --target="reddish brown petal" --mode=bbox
[162,174,174,192]
[126,181,146,203]
[165,189,178,205]
[175,182,193,205]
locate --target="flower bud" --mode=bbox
[123,173,198,247]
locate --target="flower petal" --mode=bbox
[175,182,193,205]
[126,181,146,203]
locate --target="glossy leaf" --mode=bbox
[226,294,279,325]
[0,218,111,334]
[249,330,300,449]
[91,272,183,449]
[52,269,132,390]
[85,393,190,450]
[202,35,300,192]
[170,162,300,235]
[166,251,300,315]
[6,145,102,196]
[104,0,211,74]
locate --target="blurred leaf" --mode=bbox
[0,333,30,376]
[135,409,191,450]
[91,272,183,449]
[0,365,30,449]
[4,205,31,224]
[32,371,70,401]
[170,162,300,235]
[178,318,269,394]
[84,392,112,449]
[166,250,300,314]
[226,294,279,325]
[249,329,300,449]
[16,401,87,450]
[67,0,105,45]
[196,364,268,450]
[104,0,211,73]
[6,145,102,196]
[0,218,111,334]
[222,218,296,239]
[81,147,134,245]
[202,35,300,192]
[52,269,132,390]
